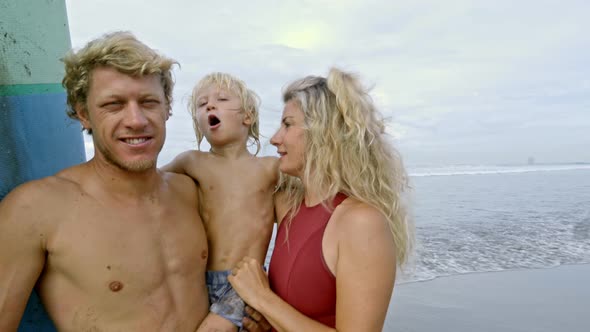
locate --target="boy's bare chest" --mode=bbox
[197,162,273,196]
[198,174,274,217]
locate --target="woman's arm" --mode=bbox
[229,203,396,332]
[228,258,336,332]
[333,203,396,331]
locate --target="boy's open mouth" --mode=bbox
[208,114,221,127]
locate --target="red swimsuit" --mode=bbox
[268,194,347,328]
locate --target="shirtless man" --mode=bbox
[163,73,278,331]
[0,32,211,331]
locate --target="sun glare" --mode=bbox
[276,23,329,49]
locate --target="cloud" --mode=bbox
[66,0,590,166]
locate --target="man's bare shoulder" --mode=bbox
[160,170,199,201]
[0,165,87,231]
[6,164,87,201]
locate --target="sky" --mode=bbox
[65,0,590,167]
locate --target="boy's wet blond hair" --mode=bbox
[62,31,178,134]
[189,73,261,154]
[279,68,413,266]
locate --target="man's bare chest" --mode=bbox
[44,201,207,295]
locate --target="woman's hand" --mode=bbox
[228,257,270,309]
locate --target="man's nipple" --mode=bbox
[201,249,208,260]
[109,281,124,292]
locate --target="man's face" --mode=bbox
[79,66,169,172]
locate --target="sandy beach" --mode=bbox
[385,264,590,332]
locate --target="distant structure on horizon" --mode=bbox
[527,157,536,165]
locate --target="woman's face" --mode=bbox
[271,100,306,178]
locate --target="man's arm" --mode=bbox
[0,182,48,331]
[242,306,272,332]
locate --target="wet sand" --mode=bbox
[385,264,590,332]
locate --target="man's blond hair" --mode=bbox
[62,31,178,133]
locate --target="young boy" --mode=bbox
[162,73,278,332]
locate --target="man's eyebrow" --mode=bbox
[99,92,160,99]
[139,93,161,98]
[282,116,294,122]
[96,93,122,101]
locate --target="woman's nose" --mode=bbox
[270,130,281,146]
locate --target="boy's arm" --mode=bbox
[161,151,194,175]
[0,183,48,331]
[266,156,290,225]
[273,189,289,226]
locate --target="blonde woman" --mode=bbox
[228,68,413,332]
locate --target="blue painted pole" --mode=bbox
[0,1,85,330]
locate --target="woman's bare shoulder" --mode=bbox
[333,197,392,243]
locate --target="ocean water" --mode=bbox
[265,164,590,284]
[398,164,590,283]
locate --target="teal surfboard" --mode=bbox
[0,1,85,330]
